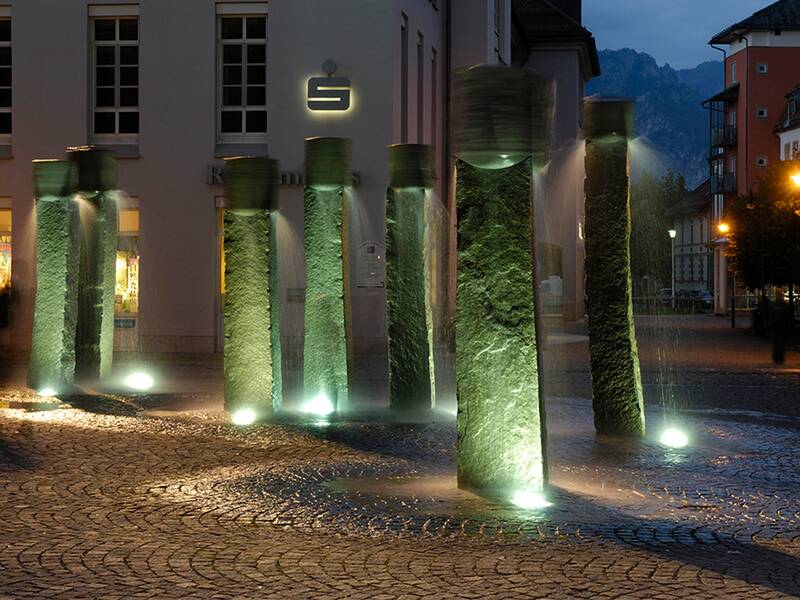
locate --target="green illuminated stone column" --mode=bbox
[69,147,118,381]
[386,144,435,411]
[223,157,280,415]
[303,137,352,411]
[583,99,645,437]
[27,160,80,392]
[453,66,554,499]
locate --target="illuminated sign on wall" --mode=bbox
[307,60,351,112]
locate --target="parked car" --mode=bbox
[656,288,673,307]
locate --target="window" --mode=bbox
[729,109,737,126]
[116,204,139,315]
[793,140,800,159]
[91,15,139,140]
[0,15,10,139]
[757,63,768,75]
[731,61,737,84]
[757,155,768,167]
[786,143,792,160]
[218,12,268,141]
[417,32,424,143]
[757,107,768,119]
[0,201,11,328]
[400,13,408,143]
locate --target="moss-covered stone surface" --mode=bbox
[75,193,117,381]
[584,138,645,437]
[223,210,274,413]
[455,159,545,495]
[386,188,434,411]
[27,196,80,391]
[303,188,348,408]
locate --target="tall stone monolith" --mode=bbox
[386,144,435,412]
[583,98,645,437]
[69,147,118,381]
[453,66,554,499]
[27,160,80,392]
[303,137,352,412]
[223,156,281,416]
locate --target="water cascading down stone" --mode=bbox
[303,137,352,412]
[27,160,80,392]
[69,147,118,381]
[386,144,435,411]
[582,98,645,437]
[453,66,554,499]
[223,156,281,415]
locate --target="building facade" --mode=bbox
[776,84,800,158]
[704,0,800,314]
[670,180,713,294]
[0,0,593,402]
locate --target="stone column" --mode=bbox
[69,147,117,382]
[386,144,435,412]
[223,156,280,416]
[452,66,554,499]
[582,99,645,437]
[27,160,80,392]
[303,137,352,412]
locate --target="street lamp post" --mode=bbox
[717,222,733,328]
[668,229,677,309]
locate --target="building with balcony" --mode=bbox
[669,179,714,295]
[704,0,800,314]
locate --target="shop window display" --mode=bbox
[116,208,139,315]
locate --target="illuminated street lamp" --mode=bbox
[717,222,730,235]
[790,173,800,187]
[668,229,677,309]
[717,222,736,328]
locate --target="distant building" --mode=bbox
[669,180,713,294]
[775,84,800,159]
[704,0,800,314]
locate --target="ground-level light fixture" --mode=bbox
[231,407,257,426]
[301,393,335,417]
[511,490,552,510]
[659,428,689,449]
[124,372,154,391]
[38,387,58,398]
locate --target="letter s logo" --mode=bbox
[307,76,351,111]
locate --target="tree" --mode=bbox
[630,170,683,291]
[726,159,800,291]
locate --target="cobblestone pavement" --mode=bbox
[2,315,800,598]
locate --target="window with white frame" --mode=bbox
[757,63,768,75]
[756,107,768,119]
[217,8,268,142]
[0,14,10,139]
[91,12,139,141]
[757,155,768,167]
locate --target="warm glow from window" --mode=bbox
[116,208,139,314]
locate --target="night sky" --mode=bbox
[583,0,766,69]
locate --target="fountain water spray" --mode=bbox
[582,98,645,437]
[303,137,352,413]
[222,156,281,415]
[452,65,554,499]
[386,144,435,412]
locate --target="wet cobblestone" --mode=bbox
[2,393,800,598]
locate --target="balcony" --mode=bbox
[711,125,737,148]
[710,172,737,195]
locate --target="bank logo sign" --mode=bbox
[308,60,351,112]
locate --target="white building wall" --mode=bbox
[779,127,800,159]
